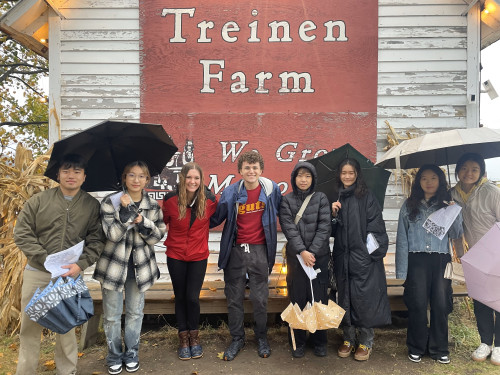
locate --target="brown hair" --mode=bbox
[178,162,206,220]
[237,150,264,172]
[121,161,151,188]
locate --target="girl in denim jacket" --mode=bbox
[396,164,463,365]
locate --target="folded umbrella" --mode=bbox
[308,143,391,209]
[44,120,178,192]
[461,223,500,312]
[25,276,94,334]
[281,257,345,350]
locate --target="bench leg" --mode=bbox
[79,314,101,351]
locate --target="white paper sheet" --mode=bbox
[423,204,462,240]
[109,191,135,229]
[366,233,379,254]
[109,191,124,210]
[296,254,321,280]
[43,241,84,278]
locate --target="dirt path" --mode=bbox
[76,326,497,375]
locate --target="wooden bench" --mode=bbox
[80,265,469,350]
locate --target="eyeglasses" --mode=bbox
[126,173,147,180]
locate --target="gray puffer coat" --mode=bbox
[279,162,332,283]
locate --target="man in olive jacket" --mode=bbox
[14,154,105,375]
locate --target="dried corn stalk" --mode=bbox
[0,143,56,334]
[384,120,419,197]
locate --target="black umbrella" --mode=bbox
[45,120,178,192]
[308,143,391,209]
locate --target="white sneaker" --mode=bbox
[472,343,491,362]
[491,347,500,366]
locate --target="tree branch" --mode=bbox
[1,121,48,127]
[11,75,44,96]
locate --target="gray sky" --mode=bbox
[481,40,500,180]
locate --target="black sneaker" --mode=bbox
[314,345,327,357]
[108,364,123,375]
[125,362,140,373]
[257,337,271,358]
[223,337,245,361]
[292,345,305,358]
[408,353,422,363]
[437,355,450,364]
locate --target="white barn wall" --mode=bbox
[49,0,479,279]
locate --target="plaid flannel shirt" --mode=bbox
[93,191,166,292]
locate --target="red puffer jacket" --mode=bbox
[162,187,217,262]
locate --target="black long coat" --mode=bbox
[331,184,391,328]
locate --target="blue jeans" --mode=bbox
[343,325,374,348]
[102,279,145,366]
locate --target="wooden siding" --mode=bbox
[53,0,478,280]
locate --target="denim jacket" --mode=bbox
[395,199,463,280]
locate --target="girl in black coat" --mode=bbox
[331,158,391,361]
[279,161,332,358]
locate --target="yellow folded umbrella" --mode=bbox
[281,300,345,350]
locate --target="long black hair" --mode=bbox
[407,164,451,220]
[335,158,368,198]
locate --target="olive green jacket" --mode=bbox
[14,187,105,273]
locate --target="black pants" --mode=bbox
[167,257,207,332]
[474,299,500,346]
[403,252,452,359]
[224,244,269,339]
[287,268,328,348]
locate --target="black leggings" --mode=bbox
[167,257,207,332]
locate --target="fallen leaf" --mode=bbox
[44,360,56,370]
[215,279,222,281]
[217,351,224,360]
[8,343,18,350]
[98,355,105,360]
[78,352,84,358]
[209,287,217,292]
[91,372,103,375]
[0,352,3,357]
[152,343,158,347]
[192,372,198,375]
[170,295,175,300]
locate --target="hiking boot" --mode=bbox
[354,344,372,361]
[472,343,491,362]
[223,337,245,361]
[291,345,305,358]
[125,362,139,373]
[108,364,123,375]
[437,355,450,364]
[178,331,191,360]
[257,337,271,358]
[314,345,327,357]
[189,330,203,359]
[408,353,422,363]
[491,347,500,366]
[337,341,354,358]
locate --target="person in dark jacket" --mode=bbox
[210,151,281,361]
[279,161,331,358]
[162,162,217,360]
[331,158,391,361]
[14,154,105,375]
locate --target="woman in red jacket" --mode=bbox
[162,162,217,360]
